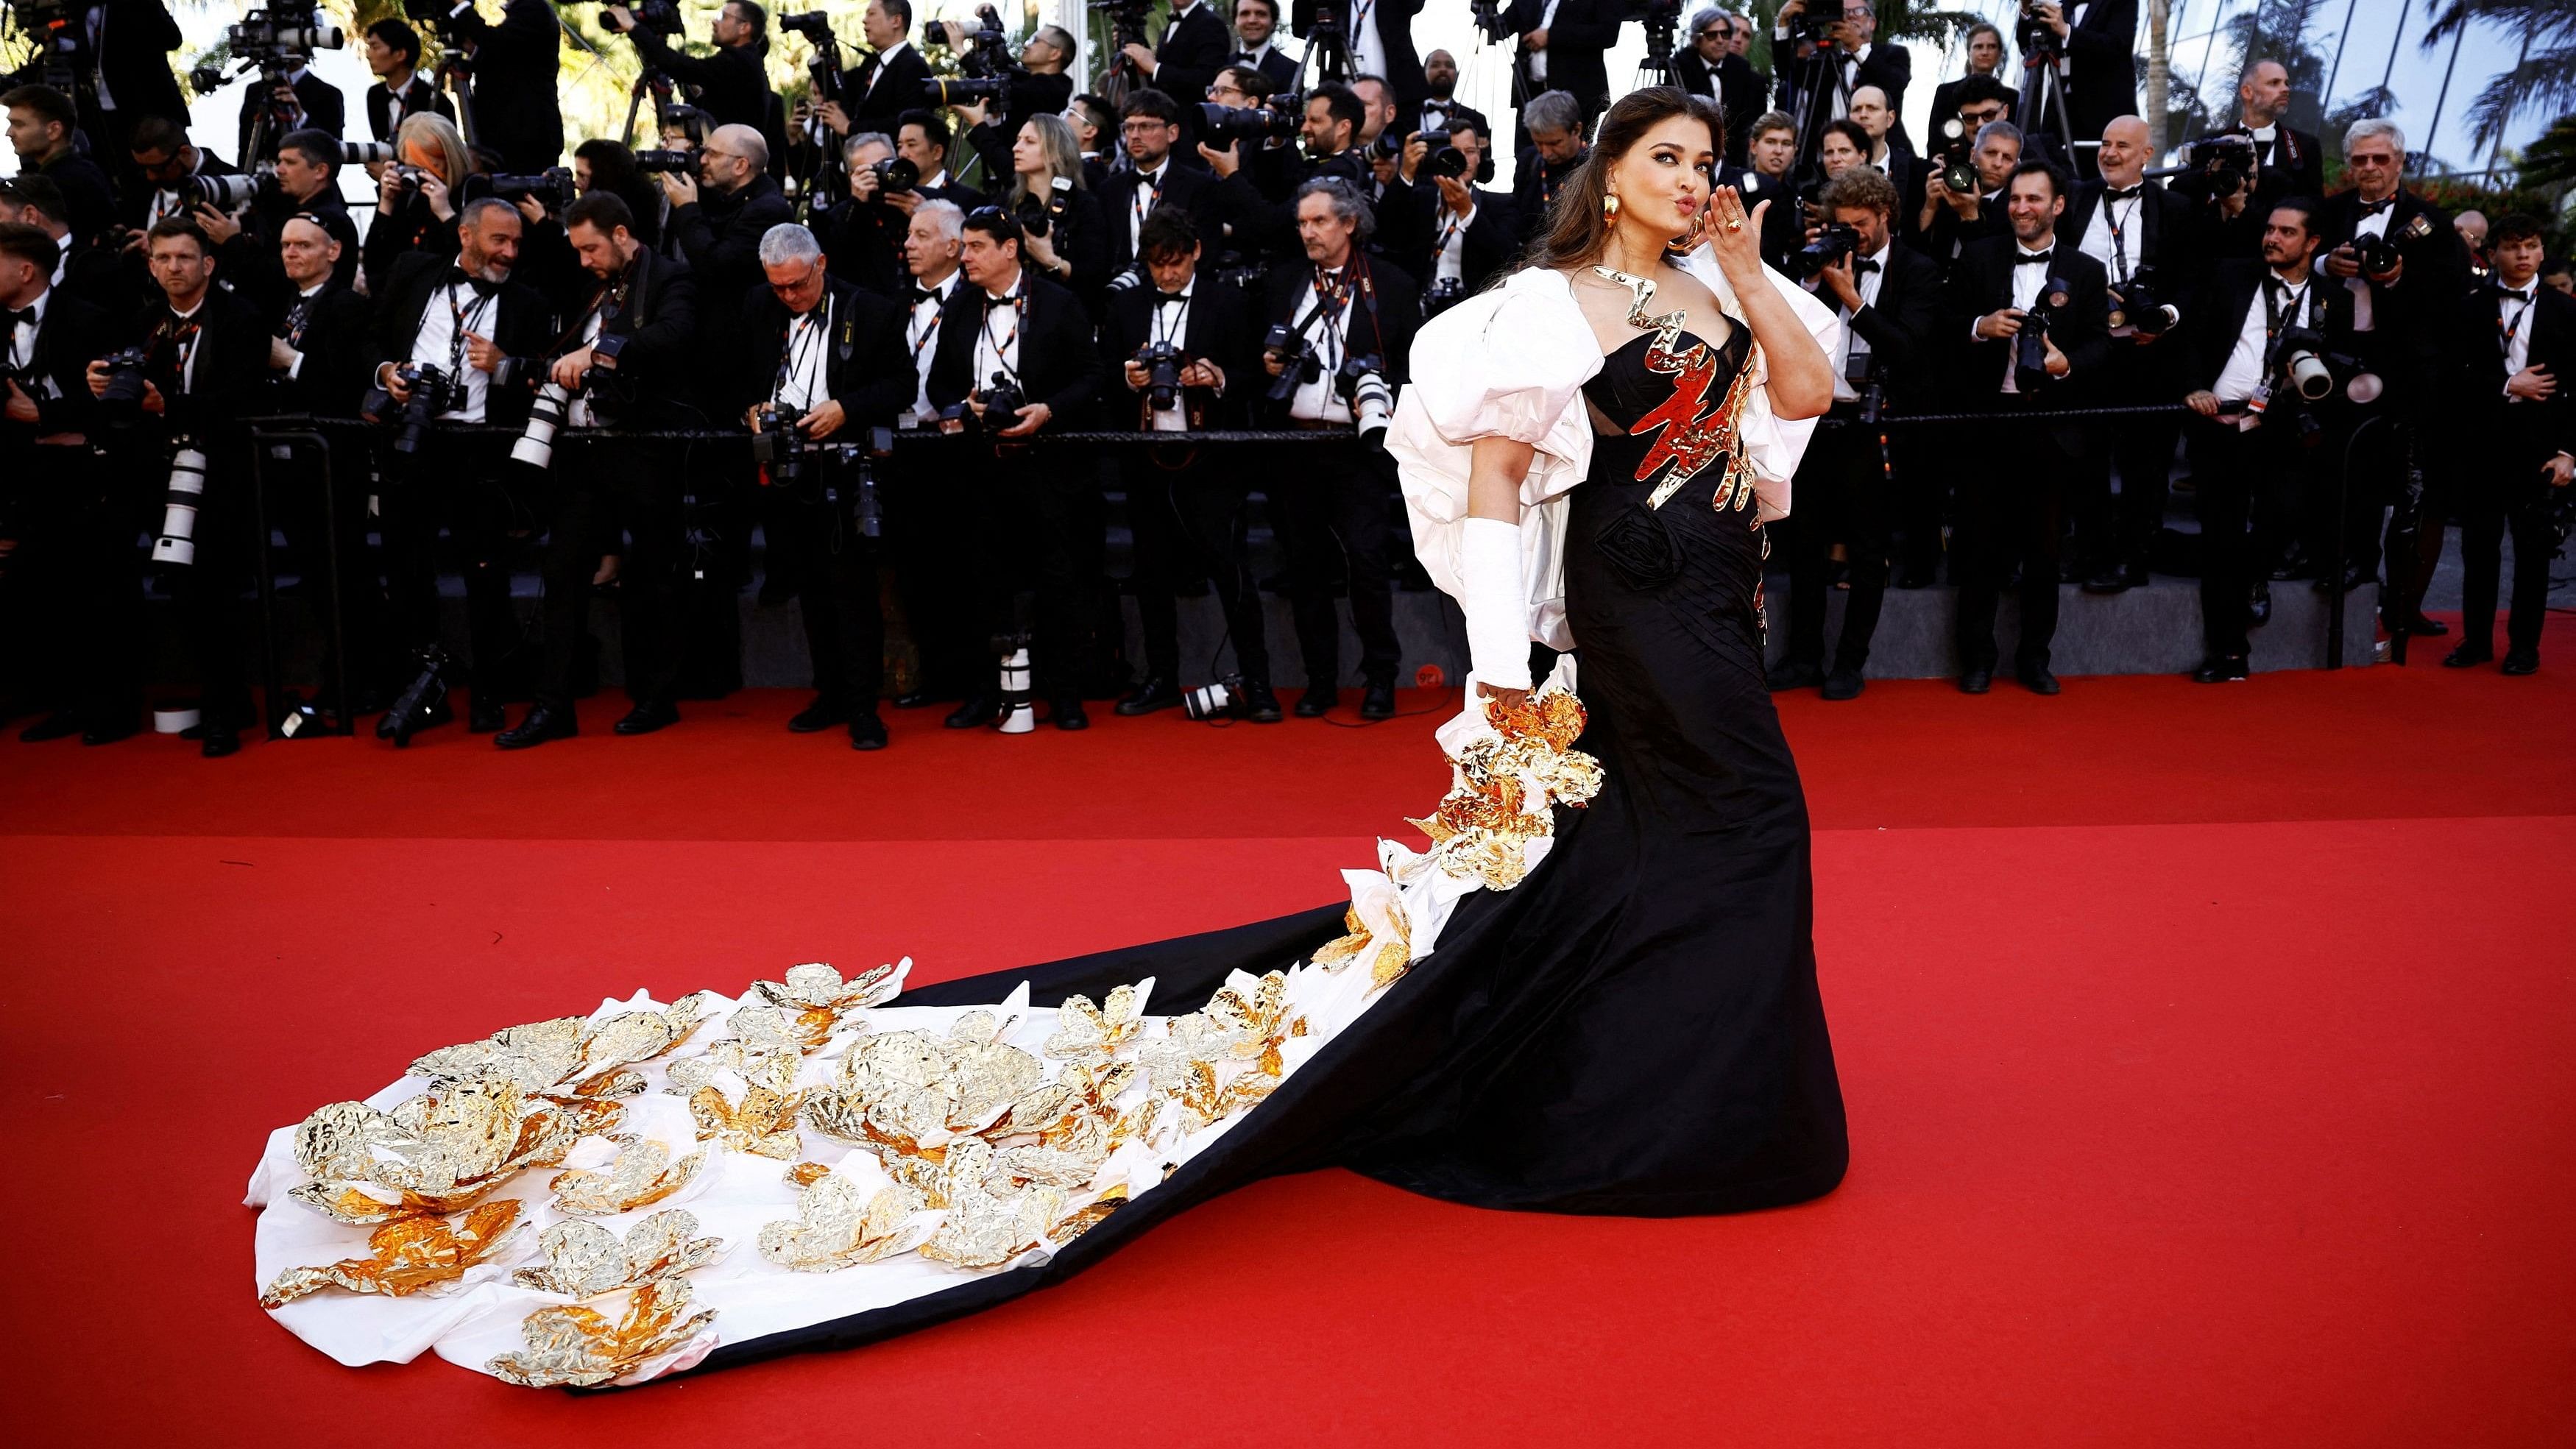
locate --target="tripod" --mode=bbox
[1783,40,1842,191]
[2014,38,2080,173]
[1298,5,1352,91]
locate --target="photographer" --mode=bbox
[1120,0,1231,146]
[1387,112,1514,311]
[1507,0,1622,129]
[496,191,699,749]
[890,109,988,212]
[361,112,471,295]
[118,116,241,235]
[1914,113,2017,272]
[2176,61,2318,259]
[1256,175,1413,719]
[84,216,268,756]
[661,123,793,316]
[0,175,132,314]
[2067,116,2195,592]
[1906,76,2010,258]
[1675,9,1767,164]
[1512,89,1587,248]
[2445,213,2574,675]
[1295,0,1429,112]
[1928,22,2018,128]
[202,128,360,306]
[995,113,1108,306]
[1349,75,1400,205]
[818,130,904,292]
[2012,1,2135,174]
[1103,90,1232,276]
[1231,0,1300,93]
[439,0,563,174]
[950,22,1079,175]
[1943,158,2108,696]
[924,205,1103,731]
[1066,93,1117,184]
[611,1,782,152]
[4,85,115,246]
[1205,64,1301,210]
[1768,167,1937,702]
[834,0,931,130]
[1103,207,1271,720]
[367,197,553,738]
[2176,201,2342,683]
[1,220,132,745]
[735,220,912,746]
[1774,0,1913,153]
[362,18,455,141]
[1212,82,1371,256]
[69,0,191,166]
[886,199,972,704]
[574,138,664,248]
[232,35,345,168]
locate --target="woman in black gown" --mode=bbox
[725,88,1848,1366]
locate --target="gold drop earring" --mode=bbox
[1603,192,1621,222]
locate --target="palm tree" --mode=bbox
[2423,2,2576,152]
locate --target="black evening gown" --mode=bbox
[716,322,1847,1372]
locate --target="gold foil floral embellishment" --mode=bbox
[750,960,907,1041]
[1047,1183,1130,1245]
[260,1199,528,1308]
[548,1133,707,1216]
[1041,983,1147,1065]
[688,1083,806,1159]
[917,1141,1064,1271]
[756,1171,929,1272]
[1406,687,1603,890]
[486,1278,718,1389]
[286,1076,586,1225]
[783,1161,834,1188]
[512,1211,723,1297]
[410,1018,587,1093]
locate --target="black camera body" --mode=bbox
[751,402,815,491]
[632,149,695,173]
[924,74,1010,106]
[1136,341,1184,414]
[2350,215,2431,277]
[1024,175,1073,238]
[1200,102,1301,149]
[1263,322,1321,403]
[1422,275,1467,319]
[1791,221,1862,280]
[868,156,921,196]
[95,346,154,426]
[980,372,1027,426]
[2186,132,2258,199]
[383,362,453,456]
[227,5,344,64]
[597,0,683,37]
[465,167,577,214]
[778,8,834,43]
[2014,276,2067,392]
[173,172,262,211]
[381,163,434,204]
[2106,267,2176,337]
[1936,116,1980,196]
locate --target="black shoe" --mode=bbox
[2248,579,2273,628]
[1294,687,1340,718]
[2017,665,2062,695]
[1239,680,1284,723]
[2387,610,2449,637]
[467,694,506,734]
[847,710,888,750]
[199,727,240,759]
[18,712,82,743]
[1821,667,1864,701]
[80,719,141,745]
[891,690,939,709]
[2500,650,2540,676]
[614,701,679,736]
[1766,659,1825,692]
[1359,681,1396,719]
[1114,676,1181,716]
[945,694,1000,729]
[788,696,846,733]
[495,704,577,749]
[2442,642,2494,668]
[1050,696,1089,731]
[2191,655,2249,683]
[1959,667,1992,695]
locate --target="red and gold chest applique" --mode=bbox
[1592,266,1760,518]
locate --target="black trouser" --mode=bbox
[1275,436,1400,690]
[966,448,1094,701]
[1128,450,1271,686]
[538,433,684,713]
[882,436,979,698]
[266,431,400,700]
[1952,407,2075,673]
[380,429,534,698]
[3,441,149,729]
[782,458,886,709]
[2458,437,2560,658]
[2186,414,2308,660]
[1783,408,1894,673]
[1894,433,1950,581]
[2076,348,2185,572]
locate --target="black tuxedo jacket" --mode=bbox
[40,152,117,249]
[818,197,907,298]
[238,69,345,163]
[93,0,190,128]
[1512,146,1585,246]
[360,194,462,298]
[371,249,558,428]
[1912,186,2010,276]
[219,191,361,311]
[1256,254,1420,408]
[1506,0,1621,115]
[1780,39,1914,154]
[130,286,270,443]
[634,31,773,134]
[572,248,699,424]
[2052,0,2139,147]
[668,174,796,321]
[1828,240,1942,403]
[1943,233,2111,403]
[1718,165,1804,271]
[366,74,456,141]
[1103,274,1256,429]
[843,43,934,127]
[1294,0,1426,113]
[57,239,141,318]
[267,283,375,419]
[2310,187,2471,389]
[925,273,1103,427]
[4,289,118,439]
[737,275,914,427]
[1671,50,1770,162]
[115,150,239,232]
[450,0,565,172]
[2179,123,2323,257]
[2063,177,2203,296]
[1380,181,1518,300]
[1154,1,1233,116]
[2453,283,2576,464]
[1240,45,1300,95]
[1929,74,2019,130]
[1101,160,1236,273]
[2181,260,2354,425]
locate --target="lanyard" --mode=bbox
[1151,293,1189,348]
[1130,171,1161,238]
[776,297,829,400]
[445,283,494,381]
[157,313,201,393]
[907,291,943,362]
[979,290,1022,385]
[2259,276,2309,373]
[2101,194,2140,286]
[2498,289,2534,361]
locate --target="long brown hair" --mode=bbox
[1532,87,1725,274]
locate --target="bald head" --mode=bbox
[704,122,768,193]
[2097,115,2150,184]
[1848,85,1893,141]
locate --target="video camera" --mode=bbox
[226,4,344,63]
[950,3,1017,77]
[1635,0,1681,82]
[778,8,835,45]
[1788,220,1861,280]
[2016,0,2065,60]
[2145,132,2257,199]
[595,0,683,37]
[464,167,578,213]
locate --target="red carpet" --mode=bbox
[6,627,2572,1445]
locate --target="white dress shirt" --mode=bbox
[1817,241,1889,402]
[2212,272,2315,421]
[7,288,44,372]
[970,280,1026,403]
[2343,197,2395,333]
[1126,160,1170,252]
[904,270,957,424]
[408,279,496,422]
[1347,0,1387,85]
[2497,279,2538,397]
[2078,185,2146,285]
[1432,199,1477,286]
[775,293,833,412]
[1992,239,2056,394]
[1528,0,1564,83]
[1287,268,1359,424]
[1147,284,1193,432]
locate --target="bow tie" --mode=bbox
[983,291,1019,313]
[2358,197,2396,217]
[2494,281,2535,302]
[2014,249,2053,265]
[2,305,34,330]
[1157,290,1191,305]
[906,285,941,305]
[2105,185,2144,200]
[1234,51,1260,64]
[447,267,499,300]
[1853,258,1880,275]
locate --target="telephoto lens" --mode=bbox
[1183,674,1246,720]
[339,141,397,166]
[511,380,571,474]
[1338,361,1394,449]
[150,447,211,567]
[182,174,262,210]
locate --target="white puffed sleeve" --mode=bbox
[1388,267,1604,653]
[1677,249,1843,522]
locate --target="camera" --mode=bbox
[464,167,577,213]
[868,156,920,195]
[949,3,1019,77]
[1427,143,1472,180]
[1199,102,1301,148]
[384,362,453,455]
[2106,269,2176,337]
[1468,0,1511,44]
[1136,341,1184,414]
[1183,673,1248,720]
[1935,116,1979,196]
[339,140,397,167]
[169,172,262,211]
[227,6,344,60]
[1786,3,1836,48]
[1024,174,1072,238]
[778,8,835,43]
[1789,221,1861,279]
[1263,322,1320,403]
[596,0,682,37]
[1635,0,1681,79]
[2184,132,2257,199]
[751,402,816,490]
[632,149,695,173]
[2351,215,2432,277]
[381,163,433,202]
[1334,355,1393,447]
[149,445,210,567]
[2014,276,2065,392]
[978,372,1027,427]
[96,347,153,427]
[1422,275,1466,319]
[511,380,572,475]
[924,75,1010,107]
[2276,325,2335,403]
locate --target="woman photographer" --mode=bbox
[1001,113,1108,313]
[573,138,663,248]
[361,113,472,294]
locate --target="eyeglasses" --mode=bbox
[1694,28,1722,38]
[1119,121,1174,134]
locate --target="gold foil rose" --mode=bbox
[687,1083,806,1159]
[486,1278,718,1389]
[756,1171,929,1272]
[287,1076,585,1226]
[749,960,907,1040]
[260,1199,528,1308]
[1041,983,1147,1065]
[547,1133,707,1216]
[512,1211,722,1297]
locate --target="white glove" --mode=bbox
[1459,515,1529,695]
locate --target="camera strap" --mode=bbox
[2496,287,2535,363]
[1150,288,1191,349]
[154,312,202,394]
[977,286,1024,388]
[776,294,832,405]
[2257,274,2312,375]
[2101,193,2140,287]
[442,282,495,384]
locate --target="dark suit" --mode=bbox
[1104,274,1264,684]
[667,174,796,322]
[116,149,238,233]
[1778,36,1914,155]
[1,288,137,731]
[1928,74,2018,132]
[2062,176,2201,574]
[1100,159,1236,274]
[262,280,388,691]
[1257,254,1418,691]
[1380,180,1516,305]
[1512,145,1585,247]
[236,67,344,165]
[632,30,774,134]
[1507,0,1621,121]
[926,272,1108,701]
[843,42,933,127]
[449,0,565,171]
[365,74,456,141]
[1238,43,1300,95]
[39,151,118,249]
[1153,1,1233,128]
[77,0,190,166]
[1942,232,2110,674]
[2019,0,2135,170]
[1672,49,1768,163]
[2452,281,2575,659]
[1780,239,1940,678]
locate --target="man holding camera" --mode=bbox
[363,18,456,141]
[233,42,346,168]
[1119,0,1231,146]
[1103,207,1272,720]
[437,0,564,174]
[118,117,238,233]
[885,199,976,705]
[1507,0,1624,130]
[1259,176,1414,719]
[2066,116,2195,592]
[2176,200,2344,683]
[834,0,933,130]
[369,198,553,737]
[1386,114,1514,311]
[952,24,1080,183]
[2444,213,2573,676]
[197,129,361,306]
[2012,0,2136,175]
[614,1,782,157]
[2192,60,2321,256]
[1945,159,2107,695]
[4,85,116,247]
[1911,102,2017,270]
[1212,82,1372,256]
[1769,168,1937,701]
[927,207,1103,730]
[890,110,988,213]
[662,123,794,317]
[82,216,268,756]
[495,193,699,749]
[1774,0,1913,154]
[2,220,131,744]
[735,221,913,746]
